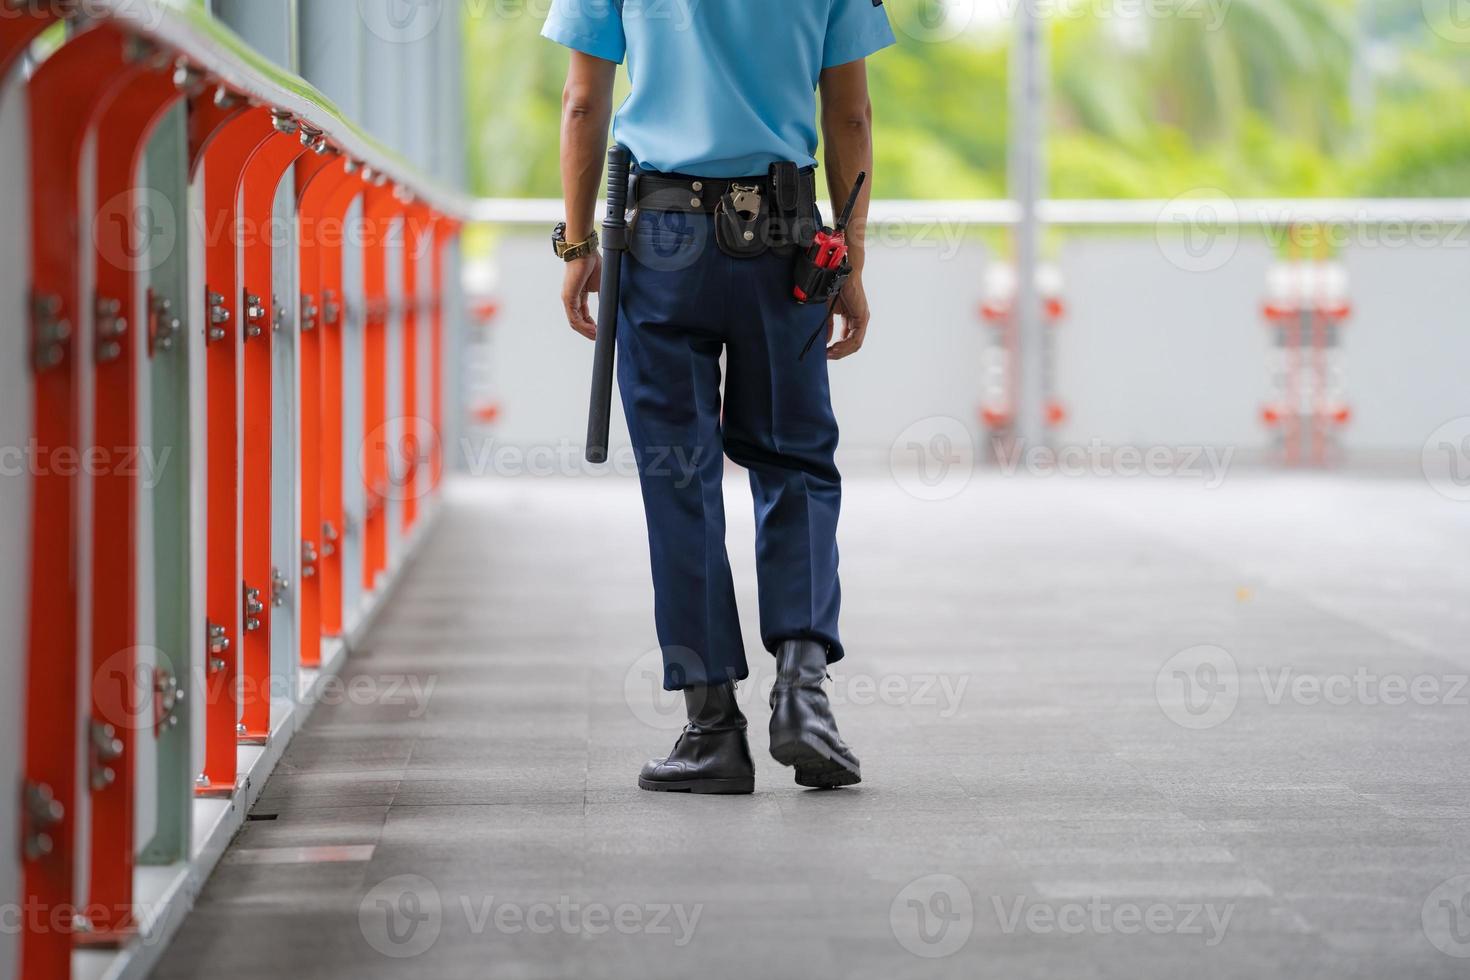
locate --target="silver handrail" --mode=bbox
[78,0,475,219]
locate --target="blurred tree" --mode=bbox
[462,0,1470,200]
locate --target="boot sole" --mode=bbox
[638,775,754,795]
[770,733,861,789]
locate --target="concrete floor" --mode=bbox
[152,470,1470,979]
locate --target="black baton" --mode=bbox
[584,145,631,464]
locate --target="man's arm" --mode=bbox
[559,51,617,340]
[818,59,874,360]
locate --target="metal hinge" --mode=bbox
[95,294,127,364]
[89,719,124,791]
[206,620,230,673]
[301,292,319,332]
[243,291,267,339]
[243,582,264,631]
[272,293,288,334]
[153,667,183,735]
[321,520,339,557]
[149,290,180,354]
[22,781,65,861]
[322,288,341,327]
[30,292,71,373]
[301,539,319,578]
[206,289,230,343]
[271,566,290,607]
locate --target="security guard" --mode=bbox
[544,0,894,792]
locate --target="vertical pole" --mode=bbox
[1009,2,1048,448]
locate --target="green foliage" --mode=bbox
[463,1,1470,200]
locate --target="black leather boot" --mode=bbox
[638,682,755,794]
[769,639,861,788]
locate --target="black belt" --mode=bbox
[631,168,817,215]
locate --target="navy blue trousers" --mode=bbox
[616,206,843,690]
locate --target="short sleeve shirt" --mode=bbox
[541,0,896,176]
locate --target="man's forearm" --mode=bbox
[820,100,873,274]
[559,81,613,242]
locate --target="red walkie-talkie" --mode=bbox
[794,171,866,359]
[793,171,866,302]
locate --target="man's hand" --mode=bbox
[561,251,602,340]
[825,274,870,360]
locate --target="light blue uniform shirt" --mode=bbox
[541,0,896,177]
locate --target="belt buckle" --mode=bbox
[728,182,762,219]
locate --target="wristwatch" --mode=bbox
[552,222,599,261]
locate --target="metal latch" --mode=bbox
[22,781,65,861]
[243,583,264,631]
[206,620,230,673]
[31,292,71,372]
[95,294,127,364]
[89,719,124,791]
[206,289,230,342]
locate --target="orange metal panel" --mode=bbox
[81,58,185,946]
[0,7,52,80]
[399,205,431,528]
[316,168,365,636]
[237,125,308,743]
[360,185,399,592]
[293,155,351,666]
[195,106,277,797]
[23,25,142,980]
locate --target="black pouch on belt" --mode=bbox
[714,183,770,258]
